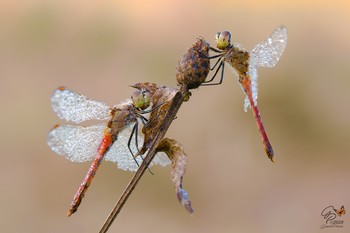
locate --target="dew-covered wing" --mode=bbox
[250,26,287,68]
[244,64,258,111]
[48,123,105,162]
[244,26,287,111]
[51,87,111,123]
[104,124,171,172]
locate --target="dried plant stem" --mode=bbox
[99,91,186,233]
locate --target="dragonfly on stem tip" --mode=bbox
[203,26,287,162]
[47,26,287,231]
[47,84,171,216]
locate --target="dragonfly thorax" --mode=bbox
[215,31,232,50]
[108,104,138,140]
[224,47,250,77]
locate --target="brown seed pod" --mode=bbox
[176,37,210,90]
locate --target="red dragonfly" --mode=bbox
[47,86,170,216]
[204,26,287,162]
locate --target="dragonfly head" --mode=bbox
[215,31,232,50]
[131,89,151,110]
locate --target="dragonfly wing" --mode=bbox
[250,26,287,68]
[233,42,246,51]
[48,123,106,162]
[51,87,111,123]
[105,124,171,172]
[151,152,172,168]
[244,95,250,112]
[244,64,259,112]
[104,124,141,171]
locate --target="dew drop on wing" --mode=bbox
[104,124,171,172]
[246,63,258,110]
[51,87,111,123]
[47,123,105,162]
[249,26,287,68]
[246,26,287,110]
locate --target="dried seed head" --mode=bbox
[131,82,158,95]
[176,37,210,90]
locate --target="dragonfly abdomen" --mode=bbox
[68,132,113,216]
[240,76,274,162]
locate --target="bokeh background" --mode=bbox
[1,1,349,232]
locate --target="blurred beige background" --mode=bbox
[1,0,350,232]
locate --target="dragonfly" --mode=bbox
[203,26,287,162]
[47,85,171,216]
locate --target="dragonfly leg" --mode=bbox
[139,101,165,114]
[127,123,141,167]
[207,54,223,59]
[202,61,225,86]
[133,122,141,155]
[139,115,148,126]
[210,57,223,71]
[137,101,164,126]
[209,46,222,53]
[129,121,154,174]
[139,101,166,127]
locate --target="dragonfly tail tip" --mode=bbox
[67,209,74,217]
[265,147,275,163]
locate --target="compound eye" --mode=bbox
[225,31,232,44]
[131,90,143,109]
[215,32,220,40]
[221,31,232,43]
[216,31,232,50]
[142,91,151,108]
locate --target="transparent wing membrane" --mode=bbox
[51,87,111,123]
[48,123,105,162]
[244,26,287,110]
[244,95,250,112]
[152,152,172,168]
[48,123,171,171]
[105,124,171,172]
[104,124,141,171]
[250,26,287,68]
[245,64,258,111]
